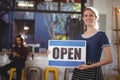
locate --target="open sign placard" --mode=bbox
[48,40,86,67]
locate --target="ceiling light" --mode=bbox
[17,1,34,7]
[24,25,30,30]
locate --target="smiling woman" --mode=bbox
[71,7,113,80]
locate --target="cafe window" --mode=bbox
[12,0,84,51]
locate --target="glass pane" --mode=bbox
[14,12,35,20]
[37,1,81,12]
[37,2,58,11]
[34,12,81,48]
[60,3,81,12]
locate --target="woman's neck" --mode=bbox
[83,26,98,38]
[85,26,97,33]
[18,45,21,47]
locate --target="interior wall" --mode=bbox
[93,0,107,14]
[106,0,120,75]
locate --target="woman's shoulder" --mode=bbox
[97,31,108,39]
[97,30,106,35]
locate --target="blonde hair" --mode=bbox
[82,7,99,30]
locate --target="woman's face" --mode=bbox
[82,9,97,26]
[16,37,22,45]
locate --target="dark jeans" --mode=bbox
[0,61,25,80]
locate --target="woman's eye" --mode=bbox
[84,14,94,17]
[89,14,93,17]
[84,14,88,17]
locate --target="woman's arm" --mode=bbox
[77,46,113,70]
[90,46,112,66]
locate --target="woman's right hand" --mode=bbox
[76,64,91,70]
